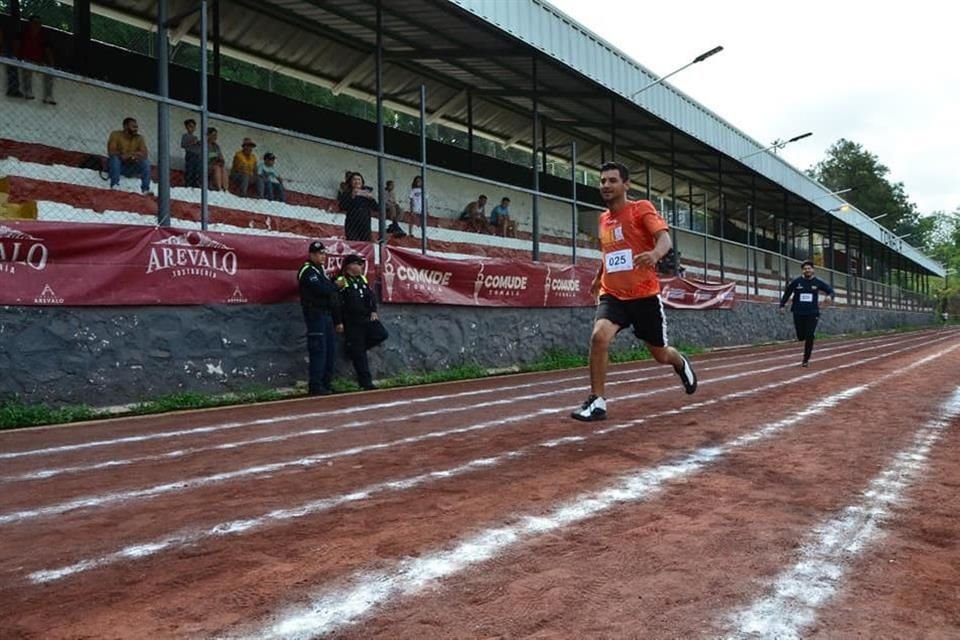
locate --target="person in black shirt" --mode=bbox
[336,254,382,390]
[338,172,377,242]
[298,240,343,395]
[780,260,835,367]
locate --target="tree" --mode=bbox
[807,139,917,233]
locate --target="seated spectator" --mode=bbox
[338,172,377,242]
[106,117,152,195]
[206,127,226,191]
[459,194,489,233]
[18,15,55,105]
[181,118,202,188]
[489,197,516,237]
[1,17,22,98]
[257,152,286,202]
[384,180,406,237]
[230,137,260,197]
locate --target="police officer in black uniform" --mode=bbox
[335,254,381,390]
[780,260,835,367]
[298,240,342,395]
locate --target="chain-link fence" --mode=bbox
[0,49,935,310]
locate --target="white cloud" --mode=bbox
[547,0,960,213]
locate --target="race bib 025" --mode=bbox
[605,249,633,273]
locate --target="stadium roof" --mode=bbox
[75,0,942,274]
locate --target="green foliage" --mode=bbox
[0,399,97,430]
[807,139,916,232]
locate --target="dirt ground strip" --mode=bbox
[1,327,958,639]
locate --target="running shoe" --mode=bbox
[571,394,607,421]
[675,354,698,394]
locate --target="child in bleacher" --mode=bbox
[258,152,286,202]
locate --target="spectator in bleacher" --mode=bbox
[107,117,152,195]
[180,118,202,188]
[338,172,376,242]
[337,170,354,200]
[257,152,286,202]
[489,197,516,237]
[18,16,55,105]
[1,17,22,98]
[230,137,260,197]
[408,175,424,236]
[384,180,406,237]
[459,194,489,233]
[206,127,227,191]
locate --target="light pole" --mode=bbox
[739,132,813,161]
[630,45,723,98]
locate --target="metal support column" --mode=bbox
[419,84,428,255]
[156,0,171,226]
[718,158,725,282]
[644,161,651,200]
[571,141,578,264]
[199,0,209,230]
[827,216,835,292]
[467,89,474,172]
[610,100,617,160]
[212,0,221,110]
[531,57,540,261]
[375,0,386,245]
[73,0,91,75]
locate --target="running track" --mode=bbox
[2,327,959,639]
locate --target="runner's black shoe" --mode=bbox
[674,354,698,394]
[571,394,607,421]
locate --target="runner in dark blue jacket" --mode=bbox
[780,260,835,367]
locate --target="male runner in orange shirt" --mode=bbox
[572,161,697,421]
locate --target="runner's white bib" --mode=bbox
[605,249,633,272]
[799,292,814,302]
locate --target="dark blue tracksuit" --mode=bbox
[298,261,341,394]
[780,275,835,363]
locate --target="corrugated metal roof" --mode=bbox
[81,0,940,274]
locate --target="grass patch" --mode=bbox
[0,400,98,431]
[128,388,286,415]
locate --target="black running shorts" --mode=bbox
[596,293,668,347]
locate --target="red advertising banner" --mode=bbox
[660,276,737,309]
[381,247,737,309]
[0,221,374,306]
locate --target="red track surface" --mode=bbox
[2,328,959,639]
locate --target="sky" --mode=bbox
[547,0,959,215]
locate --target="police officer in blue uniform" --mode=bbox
[780,260,835,367]
[298,241,342,395]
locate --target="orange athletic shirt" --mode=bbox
[598,199,669,300]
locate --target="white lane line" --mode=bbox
[0,332,909,461]
[237,346,957,640]
[0,333,928,484]
[21,364,822,583]
[723,386,960,640]
[1,334,936,527]
[26,340,957,586]
[235,391,878,636]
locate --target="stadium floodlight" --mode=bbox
[814,187,855,201]
[739,132,813,161]
[630,45,723,98]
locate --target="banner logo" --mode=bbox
[34,283,64,305]
[226,286,248,304]
[146,232,238,279]
[0,225,48,275]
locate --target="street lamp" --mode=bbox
[630,45,724,98]
[739,132,813,161]
[871,213,888,221]
[814,187,856,201]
